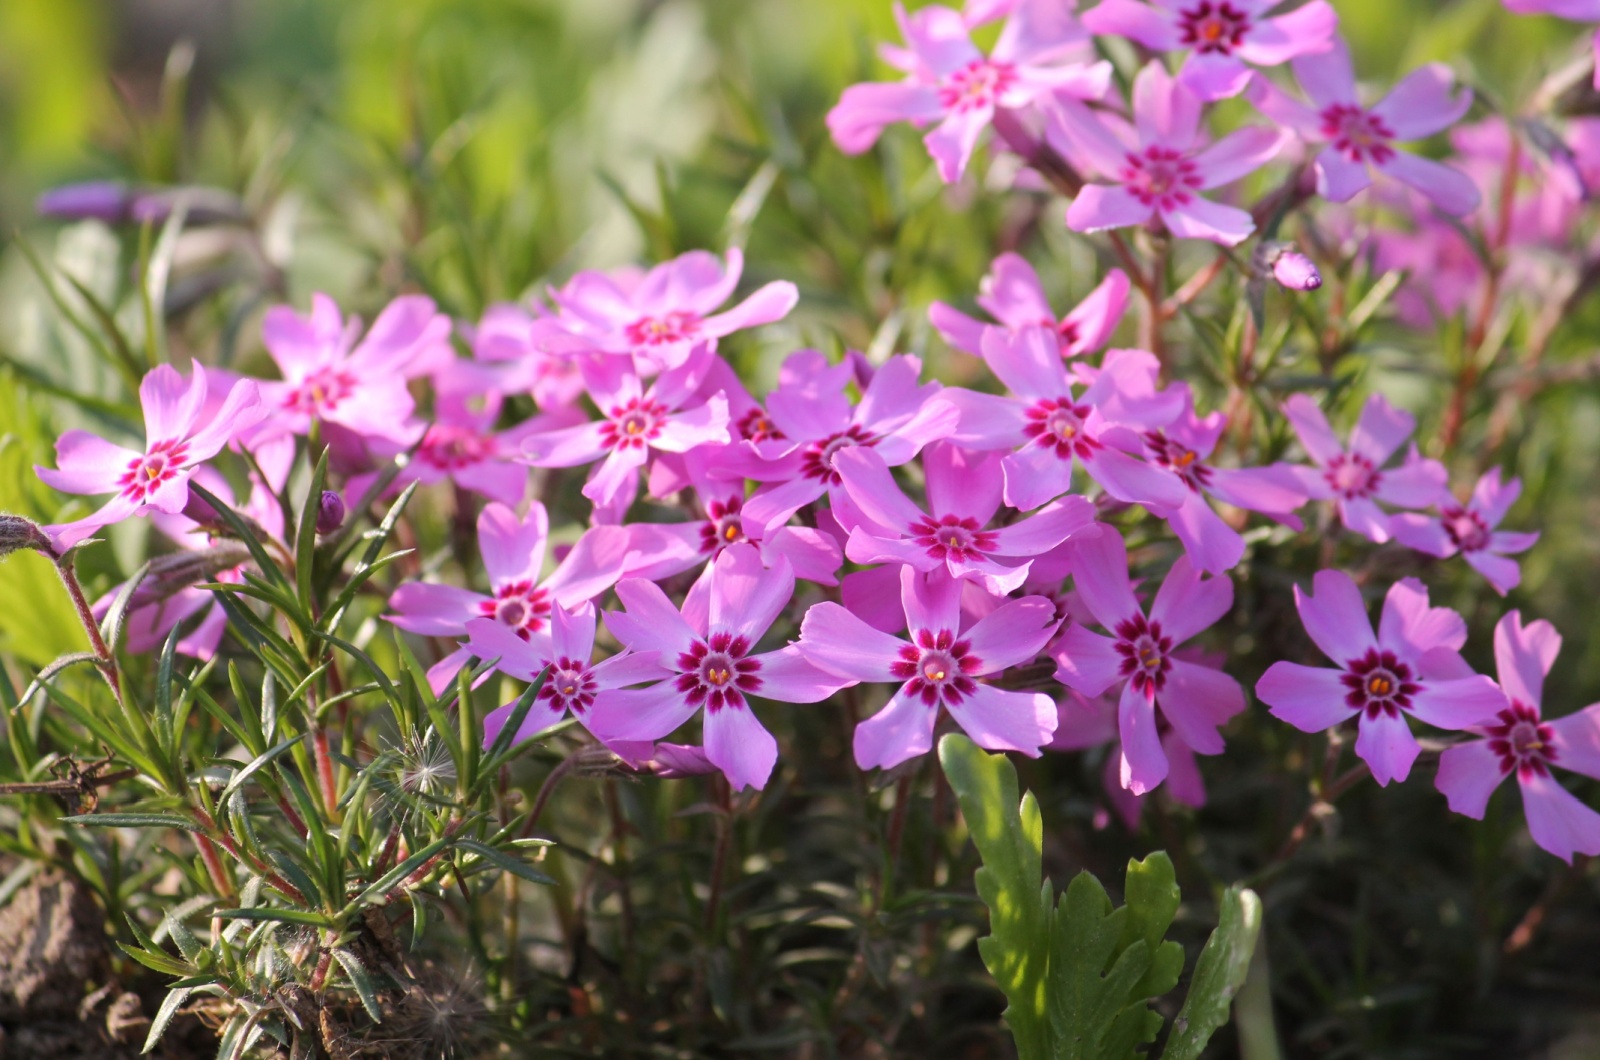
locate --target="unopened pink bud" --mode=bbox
[1272,251,1322,291]
[0,514,56,559]
[315,491,346,535]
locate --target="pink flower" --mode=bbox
[1083,0,1338,100]
[585,546,850,792]
[798,566,1060,770]
[545,249,796,372]
[38,363,266,549]
[940,329,1188,512]
[1247,40,1479,216]
[518,352,730,513]
[1048,62,1285,244]
[466,303,586,411]
[1282,393,1447,543]
[1051,687,1207,827]
[1391,469,1539,596]
[1502,1,1600,89]
[255,293,450,444]
[464,603,667,749]
[929,253,1131,359]
[1050,526,1244,795]
[1436,611,1600,863]
[1256,571,1507,786]
[834,441,1098,594]
[386,501,631,691]
[828,0,1112,182]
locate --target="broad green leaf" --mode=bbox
[1162,886,1263,1060]
[1047,871,1159,1060]
[1120,852,1185,1001]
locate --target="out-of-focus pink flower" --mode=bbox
[1247,40,1479,216]
[829,0,1112,182]
[38,363,267,549]
[1049,62,1285,245]
[834,441,1098,594]
[1391,469,1539,596]
[1051,526,1244,795]
[1257,571,1507,786]
[586,546,848,792]
[467,303,586,411]
[799,566,1060,770]
[929,254,1130,359]
[1436,611,1600,862]
[1282,393,1447,543]
[1502,0,1600,89]
[1051,687,1207,827]
[1083,0,1338,100]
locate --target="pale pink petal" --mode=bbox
[37,431,140,496]
[46,494,139,549]
[1374,458,1448,509]
[1052,624,1125,697]
[590,650,671,690]
[1487,530,1538,555]
[1435,739,1510,819]
[1371,64,1472,141]
[871,397,961,466]
[764,526,842,585]
[928,302,990,355]
[1356,710,1420,786]
[1547,705,1600,782]
[1348,394,1415,464]
[544,525,631,608]
[1192,126,1285,188]
[1049,690,1118,750]
[961,597,1059,673]
[462,617,547,682]
[977,252,1053,329]
[425,647,474,696]
[580,447,646,508]
[903,565,964,635]
[1339,496,1393,543]
[587,682,699,743]
[845,527,941,572]
[1205,464,1308,518]
[1068,185,1155,233]
[655,394,730,453]
[1281,394,1341,465]
[924,441,1005,523]
[991,496,1097,556]
[1061,269,1131,356]
[979,325,1071,399]
[1244,75,1323,137]
[1164,491,1245,574]
[1161,196,1256,245]
[1046,98,1137,178]
[1520,771,1600,863]
[751,645,851,703]
[140,363,207,444]
[709,545,793,643]
[841,567,910,635]
[1315,147,1372,202]
[1470,467,1520,526]
[1407,675,1507,730]
[703,705,778,792]
[740,476,828,536]
[1289,38,1357,108]
[607,579,698,655]
[1159,658,1245,755]
[799,601,905,681]
[1464,551,1523,596]
[1377,577,1466,657]
[1083,446,1190,508]
[1001,444,1077,511]
[477,502,548,586]
[925,106,995,183]
[1081,0,1181,49]
[520,421,610,467]
[1494,611,1560,710]
[1390,513,1454,558]
[1258,661,1356,731]
[182,377,267,461]
[1133,59,1201,148]
[1233,0,1338,65]
[834,445,928,533]
[1294,569,1376,663]
[1150,555,1233,644]
[1375,151,1482,216]
[1065,525,1139,629]
[949,684,1057,756]
[854,688,937,770]
[1163,731,1207,806]
[1177,52,1253,101]
[1118,681,1168,796]
[387,582,486,637]
[700,282,799,338]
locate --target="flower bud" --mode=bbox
[0,514,57,559]
[1271,250,1322,292]
[647,743,716,779]
[35,181,135,223]
[315,491,346,535]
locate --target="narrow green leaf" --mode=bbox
[1161,887,1263,1060]
[456,838,555,885]
[189,483,290,590]
[62,813,205,833]
[295,451,329,616]
[332,948,384,1023]
[143,986,194,1054]
[221,734,307,805]
[118,941,193,978]
[214,907,333,928]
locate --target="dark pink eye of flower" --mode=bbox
[1024,397,1101,460]
[625,310,701,346]
[118,439,190,502]
[1144,431,1213,492]
[1055,318,1080,354]
[889,628,981,707]
[736,406,786,443]
[675,631,762,712]
[1440,505,1490,552]
[801,425,879,484]
[1177,1,1252,54]
[1340,648,1420,719]
[1114,613,1174,696]
[478,581,552,640]
[1120,147,1203,210]
[539,657,598,715]
[420,425,495,471]
[698,496,749,554]
[911,513,998,561]
[284,366,358,416]
[937,59,1019,113]
[600,397,668,451]
[1319,104,1396,165]
[1485,701,1558,779]
[1323,452,1381,500]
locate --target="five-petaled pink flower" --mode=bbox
[1435,611,1600,863]
[829,0,1112,182]
[39,362,267,549]
[1391,469,1540,596]
[798,566,1061,770]
[1282,393,1447,543]
[1083,0,1338,100]
[1051,526,1245,795]
[586,546,850,792]
[1048,62,1286,245]
[1247,40,1479,216]
[1256,571,1508,786]
[929,254,1131,360]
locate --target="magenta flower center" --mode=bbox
[1486,701,1557,779]
[1114,614,1174,696]
[1144,431,1213,492]
[1120,147,1202,211]
[801,425,879,484]
[600,397,667,451]
[698,496,749,554]
[1319,104,1396,164]
[1324,451,1381,500]
[479,581,552,640]
[285,366,358,416]
[890,628,981,708]
[1024,397,1101,461]
[118,439,190,502]
[420,425,494,470]
[1440,505,1489,552]
[937,59,1018,113]
[1055,318,1081,355]
[911,513,998,561]
[736,407,785,443]
[676,631,762,712]
[1177,1,1252,54]
[539,658,598,715]
[1340,648,1420,718]
[625,310,701,347]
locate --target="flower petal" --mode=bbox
[853,689,937,770]
[1435,739,1510,820]
[1355,710,1420,786]
[1294,569,1377,663]
[1258,662,1356,732]
[948,684,1057,756]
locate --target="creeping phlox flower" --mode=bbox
[798,565,1061,770]
[929,253,1131,360]
[1051,527,1245,795]
[39,362,267,549]
[386,501,631,691]
[1282,393,1447,543]
[1083,0,1338,100]
[1436,612,1600,863]
[1256,571,1508,786]
[1501,0,1600,89]
[828,0,1112,182]
[586,546,850,792]
[1247,40,1480,216]
[1051,681,1209,828]
[1391,469,1540,596]
[466,302,586,411]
